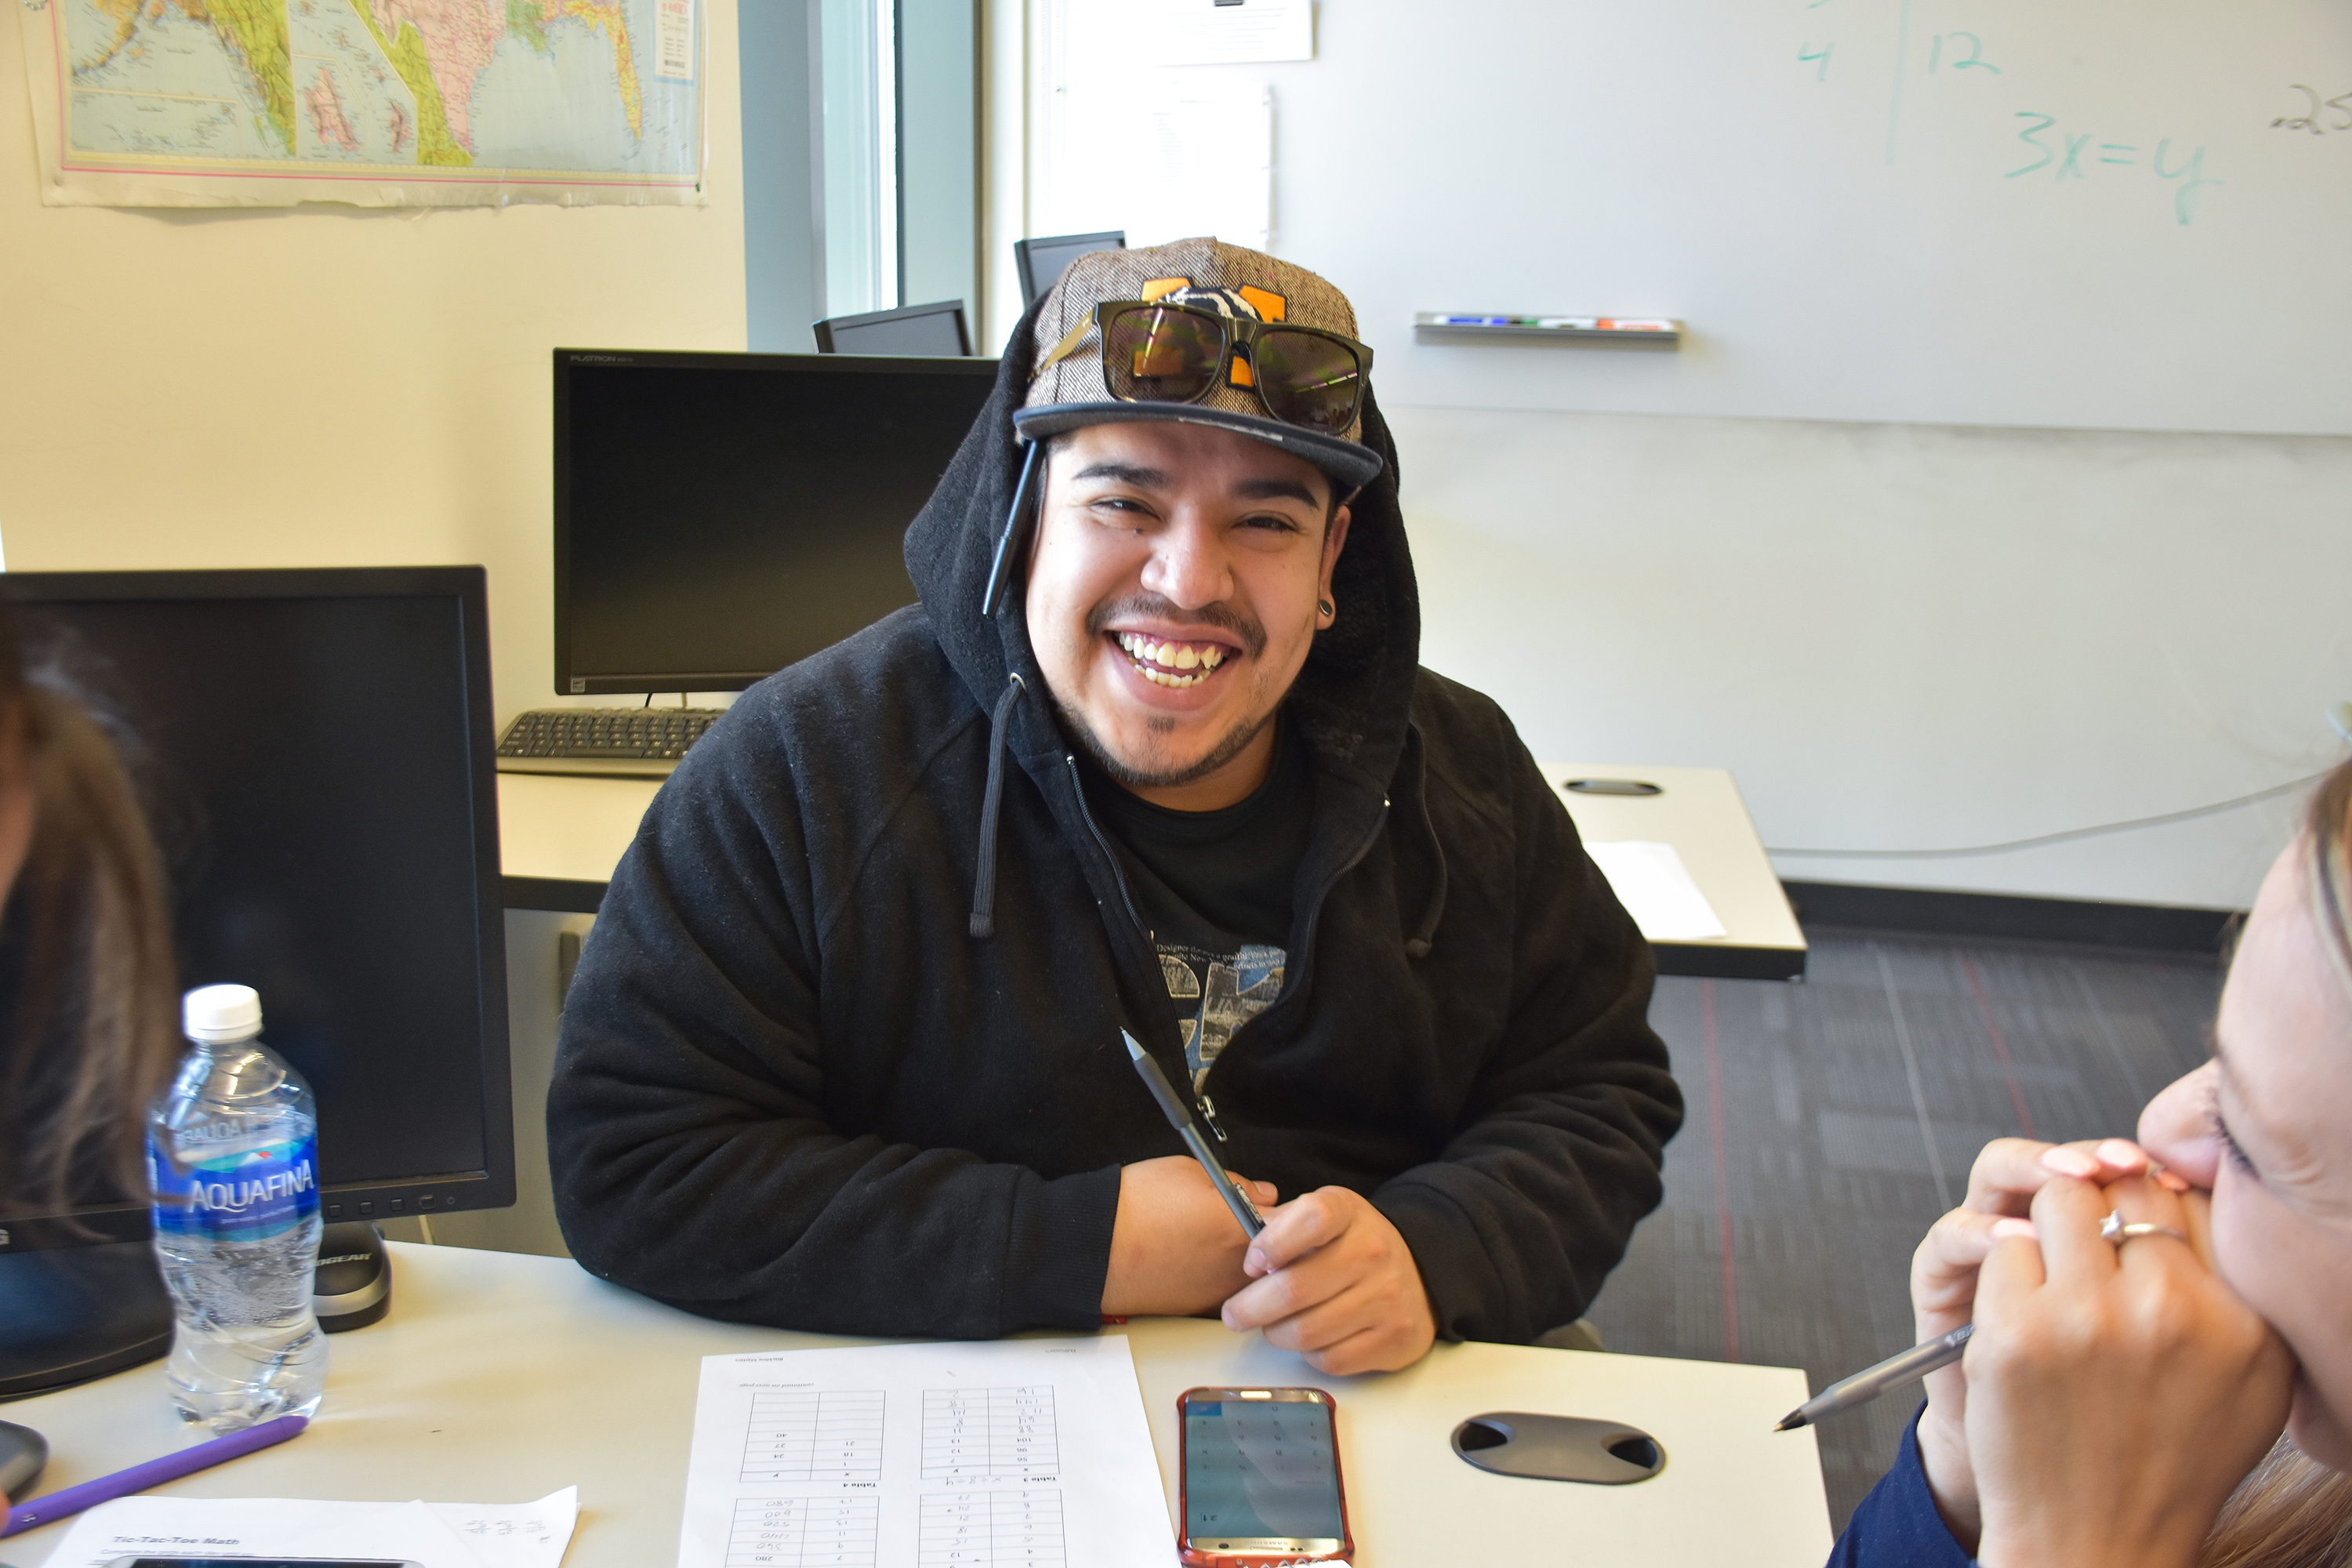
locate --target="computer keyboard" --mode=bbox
[495,707,726,777]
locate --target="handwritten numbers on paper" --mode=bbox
[1799,41,1834,82]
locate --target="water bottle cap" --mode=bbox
[183,983,263,1043]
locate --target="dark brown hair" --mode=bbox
[0,604,181,1212]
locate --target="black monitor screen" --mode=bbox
[1018,232,1124,304]
[824,303,968,356]
[0,568,512,1242]
[556,350,1000,695]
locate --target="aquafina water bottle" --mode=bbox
[148,983,328,1431]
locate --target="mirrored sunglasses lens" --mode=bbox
[1103,307,1222,402]
[1251,331,1363,434]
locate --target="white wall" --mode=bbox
[0,5,749,727]
[1399,406,2352,911]
[981,0,2352,912]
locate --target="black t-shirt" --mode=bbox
[1078,717,1312,1087]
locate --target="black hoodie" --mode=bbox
[545,336,1684,1345]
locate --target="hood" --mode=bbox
[902,301,1425,795]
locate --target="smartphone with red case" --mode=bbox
[1177,1386,1353,1566]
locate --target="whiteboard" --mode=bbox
[1029,0,2352,434]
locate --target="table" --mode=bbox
[1542,762,1808,981]
[498,773,661,914]
[5,1243,1833,1567]
[499,767,1807,980]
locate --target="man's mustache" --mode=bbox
[1086,594,1267,661]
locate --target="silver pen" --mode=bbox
[1776,1323,1974,1431]
[1122,1029,1265,1239]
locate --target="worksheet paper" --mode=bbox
[680,1338,1171,1568]
[41,1486,578,1568]
[1586,840,1731,942]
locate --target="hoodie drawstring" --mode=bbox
[1400,728,1449,960]
[969,673,1026,939]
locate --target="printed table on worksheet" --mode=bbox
[920,1386,1058,1481]
[742,1390,887,1483]
[680,1339,1170,1568]
[916,1490,1066,1567]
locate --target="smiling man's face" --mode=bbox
[1023,420,1351,811]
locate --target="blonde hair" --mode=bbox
[2202,1438,2352,1568]
[2190,758,2352,1567]
[2305,758,2352,1003]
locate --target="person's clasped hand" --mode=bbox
[1962,1167,2292,1568]
[1220,1185,1436,1376]
[1903,1135,2295,1567]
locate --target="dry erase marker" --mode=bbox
[1,1414,308,1537]
[1775,1324,1973,1431]
[1122,1030,1265,1239]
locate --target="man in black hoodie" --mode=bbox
[546,238,1682,1375]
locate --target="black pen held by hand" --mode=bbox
[1122,1029,1265,1239]
[1777,1323,1974,1431]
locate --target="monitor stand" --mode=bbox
[0,1241,173,1399]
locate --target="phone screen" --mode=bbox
[1183,1397,1343,1543]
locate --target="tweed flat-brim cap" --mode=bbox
[1013,236,1385,492]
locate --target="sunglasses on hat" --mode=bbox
[1032,299,1374,436]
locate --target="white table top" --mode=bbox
[1542,761,1807,979]
[5,1243,1832,1567]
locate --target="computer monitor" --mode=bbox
[1014,230,1126,307]
[811,299,972,356]
[0,567,513,1394]
[554,348,1000,696]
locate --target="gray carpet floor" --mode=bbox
[1581,927,2223,1534]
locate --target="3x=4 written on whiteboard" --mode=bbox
[1791,0,2227,224]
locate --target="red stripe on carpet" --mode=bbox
[1959,952,2036,1138]
[1704,978,1739,1363]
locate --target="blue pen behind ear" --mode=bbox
[981,441,1044,620]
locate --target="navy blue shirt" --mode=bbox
[1828,1406,1975,1567]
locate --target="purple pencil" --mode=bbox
[0,1413,308,1537]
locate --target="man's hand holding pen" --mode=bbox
[1225,1185,1438,1377]
[1113,1029,1439,1376]
[1098,1158,1438,1377]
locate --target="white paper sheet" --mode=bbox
[1147,0,1313,65]
[427,1487,580,1568]
[1141,81,1275,252]
[1586,840,1731,942]
[43,1487,578,1568]
[679,1337,1171,1568]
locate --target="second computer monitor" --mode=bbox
[1014,231,1127,307]
[812,299,972,356]
[554,349,1000,695]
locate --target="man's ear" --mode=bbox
[1319,502,1353,594]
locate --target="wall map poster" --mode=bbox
[16,0,705,206]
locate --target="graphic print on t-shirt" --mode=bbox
[1160,942,1286,1087]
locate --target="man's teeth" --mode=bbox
[1115,632,1225,687]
